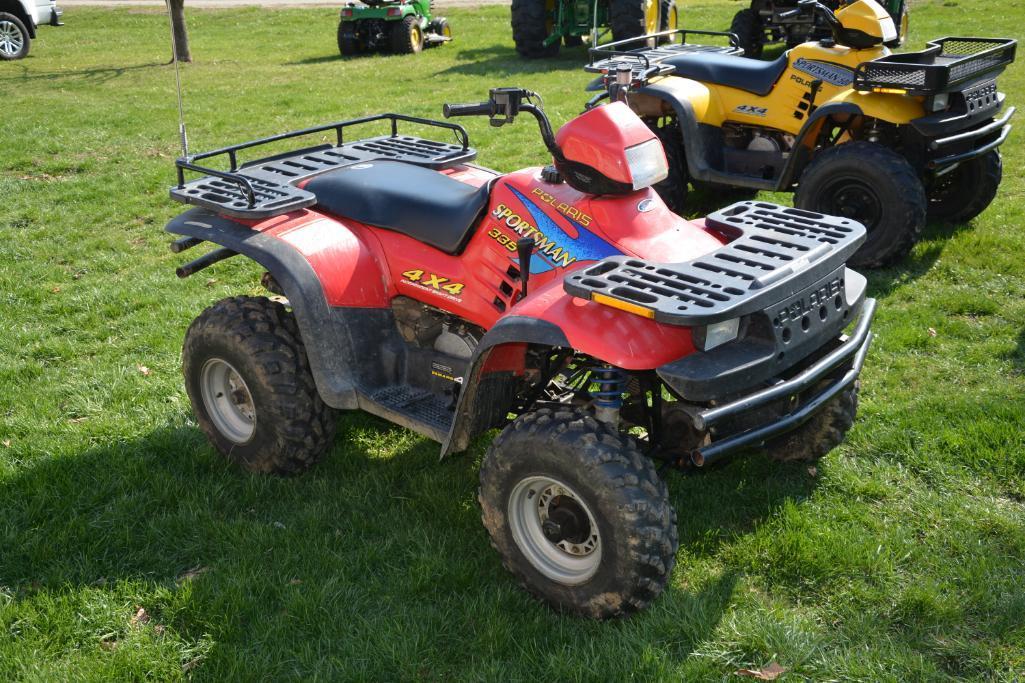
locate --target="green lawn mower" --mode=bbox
[512,0,678,59]
[338,0,451,56]
[730,0,907,57]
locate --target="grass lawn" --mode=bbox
[2,0,1025,679]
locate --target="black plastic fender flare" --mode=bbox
[441,315,569,457]
[779,101,865,188]
[165,208,361,410]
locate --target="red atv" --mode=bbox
[167,87,875,618]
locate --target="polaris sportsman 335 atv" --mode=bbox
[167,87,875,617]
[586,0,1016,268]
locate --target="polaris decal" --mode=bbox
[792,58,855,87]
[733,104,768,117]
[492,186,621,273]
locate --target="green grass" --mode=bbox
[2,1,1025,679]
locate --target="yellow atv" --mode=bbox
[586,0,1016,268]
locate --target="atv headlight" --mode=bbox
[928,93,950,112]
[694,318,740,351]
[625,139,669,191]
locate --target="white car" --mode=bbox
[0,0,62,60]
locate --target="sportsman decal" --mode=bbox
[792,58,855,87]
[494,186,621,273]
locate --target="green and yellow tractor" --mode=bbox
[338,0,451,56]
[512,0,678,58]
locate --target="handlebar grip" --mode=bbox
[443,102,494,118]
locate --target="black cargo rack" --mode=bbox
[171,113,475,219]
[853,37,1016,96]
[563,202,866,326]
[585,28,742,82]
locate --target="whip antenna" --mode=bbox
[165,0,189,159]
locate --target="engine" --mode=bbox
[392,297,481,399]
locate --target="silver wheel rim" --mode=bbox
[508,475,602,585]
[200,358,256,443]
[0,21,24,57]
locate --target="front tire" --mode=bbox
[763,382,859,463]
[511,0,559,58]
[479,408,678,619]
[0,13,30,61]
[730,8,763,58]
[927,150,1002,225]
[391,15,424,54]
[795,141,925,269]
[182,296,337,475]
[652,119,688,214]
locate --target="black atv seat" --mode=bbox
[662,53,789,97]
[305,160,493,254]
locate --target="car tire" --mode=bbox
[0,12,30,61]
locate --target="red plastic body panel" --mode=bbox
[232,162,728,368]
[554,102,663,186]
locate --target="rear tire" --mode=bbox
[0,12,30,61]
[927,150,1002,225]
[511,0,559,58]
[658,0,677,32]
[479,408,678,618]
[182,296,337,475]
[763,382,859,463]
[730,8,763,58]
[610,0,648,42]
[795,141,925,269]
[652,119,688,214]
[338,22,359,56]
[391,15,424,54]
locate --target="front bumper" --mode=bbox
[670,298,875,466]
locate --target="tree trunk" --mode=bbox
[168,0,192,63]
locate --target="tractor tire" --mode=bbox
[795,141,925,269]
[391,15,424,54]
[730,8,763,58]
[0,12,30,61]
[479,408,678,619]
[652,119,688,214]
[658,0,678,37]
[610,0,648,42]
[426,17,452,47]
[511,0,559,58]
[182,296,337,475]
[763,382,859,463]
[338,22,359,56]
[927,150,1002,225]
[564,34,584,47]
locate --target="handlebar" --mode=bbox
[443,101,494,118]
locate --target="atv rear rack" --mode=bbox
[585,28,742,81]
[853,37,1017,96]
[171,113,475,219]
[563,201,865,326]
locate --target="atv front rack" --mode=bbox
[853,37,1017,95]
[563,202,865,326]
[585,28,742,82]
[171,113,475,219]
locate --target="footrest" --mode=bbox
[366,384,453,440]
[563,202,866,326]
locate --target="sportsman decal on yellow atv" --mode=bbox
[585,0,1016,268]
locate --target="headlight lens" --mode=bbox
[624,139,669,190]
[929,93,950,112]
[696,318,740,351]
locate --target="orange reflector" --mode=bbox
[592,293,656,319]
[873,87,907,95]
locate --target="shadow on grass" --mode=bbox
[11,61,166,84]
[436,44,588,76]
[0,414,813,675]
[865,219,977,298]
